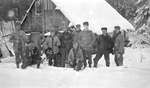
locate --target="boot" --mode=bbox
[37,63,40,68]
[21,64,27,69]
[84,60,87,68]
[93,59,98,68]
[16,62,20,68]
[106,64,110,67]
[48,58,53,66]
[89,64,92,68]
[93,64,97,68]
[74,66,80,71]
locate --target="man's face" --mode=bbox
[102,30,107,35]
[83,25,89,30]
[115,28,120,33]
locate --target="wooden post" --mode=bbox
[42,0,45,38]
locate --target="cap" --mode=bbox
[114,26,121,29]
[101,27,107,30]
[76,24,81,28]
[83,21,89,26]
[70,25,75,29]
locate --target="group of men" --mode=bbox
[94,26,125,67]
[10,21,125,71]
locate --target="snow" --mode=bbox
[0,47,150,88]
[52,0,134,34]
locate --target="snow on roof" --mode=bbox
[52,0,134,34]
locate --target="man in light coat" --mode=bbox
[77,22,95,68]
[43,30,61,66]
[68,42,84,71]
[112,26,125,66]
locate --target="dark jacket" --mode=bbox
[97,34,114,53]
[60,31,73,50]
[10,30,27,53]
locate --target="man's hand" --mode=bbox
[69,61,73,65]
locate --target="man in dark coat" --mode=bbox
[60,28,73,67]
[93,27,114,67]
[21,40,42,69]
[10,22,27,68]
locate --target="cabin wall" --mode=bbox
[22,0,70,33]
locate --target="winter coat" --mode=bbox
[60,31,73,50]
[43,35,61,54]
[78,30,95,51]
[68,47,84,64]
[97,34,114,53]
[10,30,27,53]
[113,31,125,54]
[73,30,81,43]
[30,32,42,50]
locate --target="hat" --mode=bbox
[114,26,121,29]
[101,27,107,30]
[83,21,89,26]
[70,25,75,29]
[76,24,81,28]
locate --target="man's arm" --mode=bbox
[78,49,84,61]
[89,32,96,47]
[68,49,74,64]
[55,36,61,47]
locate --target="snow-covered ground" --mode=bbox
[0,48,150,88]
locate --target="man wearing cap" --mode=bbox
[93,27,114,67]
[73,24,81,43]
[60,27,73,67]
[76,24,81,32]
[10,22,27,68]
[112,26,125,66]
[43,30,61,67]
[78,22,95,68]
